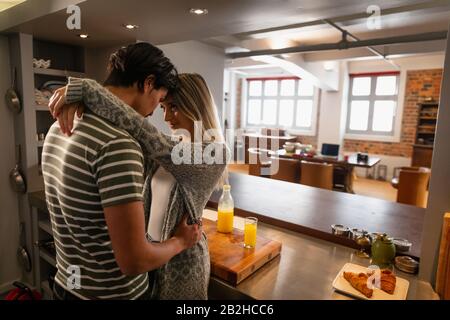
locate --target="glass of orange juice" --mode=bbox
[244,217,258,249]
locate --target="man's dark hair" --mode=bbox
[104,42,179,94]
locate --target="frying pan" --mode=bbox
[17,223,31,273]
[5,67,22,114]
[9,145,27,194]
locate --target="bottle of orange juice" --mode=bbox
[217,185,234,233]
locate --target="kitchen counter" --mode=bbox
[28,191,437,300]
[208,173,425,259]
[204,210,438,300]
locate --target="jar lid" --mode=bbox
[393,238,412,252]
[375,233,393,244]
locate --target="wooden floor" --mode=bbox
[352,176,397,202]
[227,163,427,207]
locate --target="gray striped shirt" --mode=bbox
[42,110,147,300]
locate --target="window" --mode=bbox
[245,77,317,132]
[346,72,399,136]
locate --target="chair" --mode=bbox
[396,168,430,207]
[332,165,350,191]
[270,157,301,183]
[248,148,272,178]
[300,161,334,190]
[436,213,450,300]
[391,167,422,189]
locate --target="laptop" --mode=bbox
[319,143,340,159]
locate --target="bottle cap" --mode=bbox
[223,184,231,191]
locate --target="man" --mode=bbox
[42,42,202,300]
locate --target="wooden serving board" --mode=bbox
[203,218,282,286]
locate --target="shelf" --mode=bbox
[417,132,436,135]
[39,220,53,235]
[414,144,434,149]
[419,117,437,120]
[39,248,56,268]
[419,102,439,106]
[35,104,49,111]
[34,67,85,78]
[41,280,52,297]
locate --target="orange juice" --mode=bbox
[244,222,257,248]
[217,185,234,233]
[217,209,234,233]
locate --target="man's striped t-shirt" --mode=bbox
[42,110,147,300]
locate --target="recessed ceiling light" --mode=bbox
[123,24,139,30]
[78,34,89,39]
[190,8,208,15]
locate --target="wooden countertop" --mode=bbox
[208,173,425,259]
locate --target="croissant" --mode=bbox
[380,270,396,294]
[343,271,373,298]
[367,269,397,294]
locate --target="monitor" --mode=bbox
[321,143,340,157]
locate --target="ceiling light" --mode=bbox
[123,24,139,30]
[78,34,89,39]
[190,8,208,15]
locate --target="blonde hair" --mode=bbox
[171,73,228,187]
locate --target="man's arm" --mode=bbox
[104,201,200,276]
[93,134,201,276]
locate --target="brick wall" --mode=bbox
[344,69,443,157]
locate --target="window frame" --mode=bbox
[345,71,400,138]
[243,76,319,136]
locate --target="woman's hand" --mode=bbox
[173,215,203,251]
[48,86,85,136]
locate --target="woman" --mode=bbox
[53,74,229,299]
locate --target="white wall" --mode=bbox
[0,35,22,293]
[317,61,349,149]
[149,41,226,134]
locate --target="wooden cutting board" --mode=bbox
[203,218,282,286]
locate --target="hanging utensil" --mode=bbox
[9,145,27,194]
[17,223,32,273]
[4,67,22,114]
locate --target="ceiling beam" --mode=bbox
[248,55,340,91]
[235,0,450,39]
[227,31,448,59]
[302,40,447,62]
